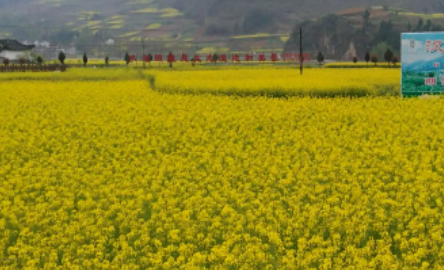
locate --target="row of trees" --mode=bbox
[316,48,399,66]
[58,51,88,66]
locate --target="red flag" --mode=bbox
[219,54,227,62]
[167,53,175,63]
[194,55,202,62]
[271,53,278,62]
[258,54,266,62]
[155,54,163,61]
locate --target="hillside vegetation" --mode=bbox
[0,0,443,57]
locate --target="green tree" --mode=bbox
[316,51,324,64]
[37,56,43,66]
[124,52,130,65]
[424,19,432,31]
[362,9,370,33]
[370,55,378,66]
[58,51,66,65]
[384,48,393,66]
[371,42,396,62]
[105,56,109,66]
[83,53,88,66]
[416,18,424,32]
[213,53,219,64]
[432,24,443,31]
[365,52,370,65]
[375,20,393,45]
[353,56,358,63]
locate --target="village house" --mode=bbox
[0,39,35,61]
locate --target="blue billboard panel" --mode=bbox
[401,32,444,97]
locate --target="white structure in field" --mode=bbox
[0,39,35,61]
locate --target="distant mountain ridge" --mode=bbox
[0,0,443,58]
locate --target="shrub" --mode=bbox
[58,51,66,65]
[37,56,43,65]
[353,56,358,63]
[316,52,324,65]
[391,55,399,66]
[19,57,26,65]
[3,58,9,66]
[370,55,378,66]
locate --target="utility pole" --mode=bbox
[300,27,303,75]
[141,37,146,69]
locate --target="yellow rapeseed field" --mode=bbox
[324,62,399,68]
[150,68,400,97]
[1,68,443,269]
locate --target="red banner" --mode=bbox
[141,53,312,63]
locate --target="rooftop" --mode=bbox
[0,39,35,51]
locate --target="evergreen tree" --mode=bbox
[58,51,66,65]
[424,19,432,31]
[316,51,324,64]
[365,52,370,66]
[124,52,130,65]
[362,9,370,33]
[83,53,88,66]
[384,48,393,66]
[213,53,219,64]
[416,18,424,32]
[105,56,109,66]
[37,56,43,66]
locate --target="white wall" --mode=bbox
[0,50,28,61]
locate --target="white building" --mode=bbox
[105,39,115,45]
[40,41,50,48]
[0,39,35,61]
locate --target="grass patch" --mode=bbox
[160,12,183,18]
[107,19,125,25]
[78,11,99,16]
[131,8,159,13]
[110,25,124,29]
[119,31,140,38]
[146,23,162,30]
[196,47,230,54]
[87,21,101,26]
[398,12,444,19]
[231,33,287,39]
[127,0,154,4]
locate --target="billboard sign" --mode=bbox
[401,32,444,97]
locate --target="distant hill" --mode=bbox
[0,0,443,57]
[284,6,444,61]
